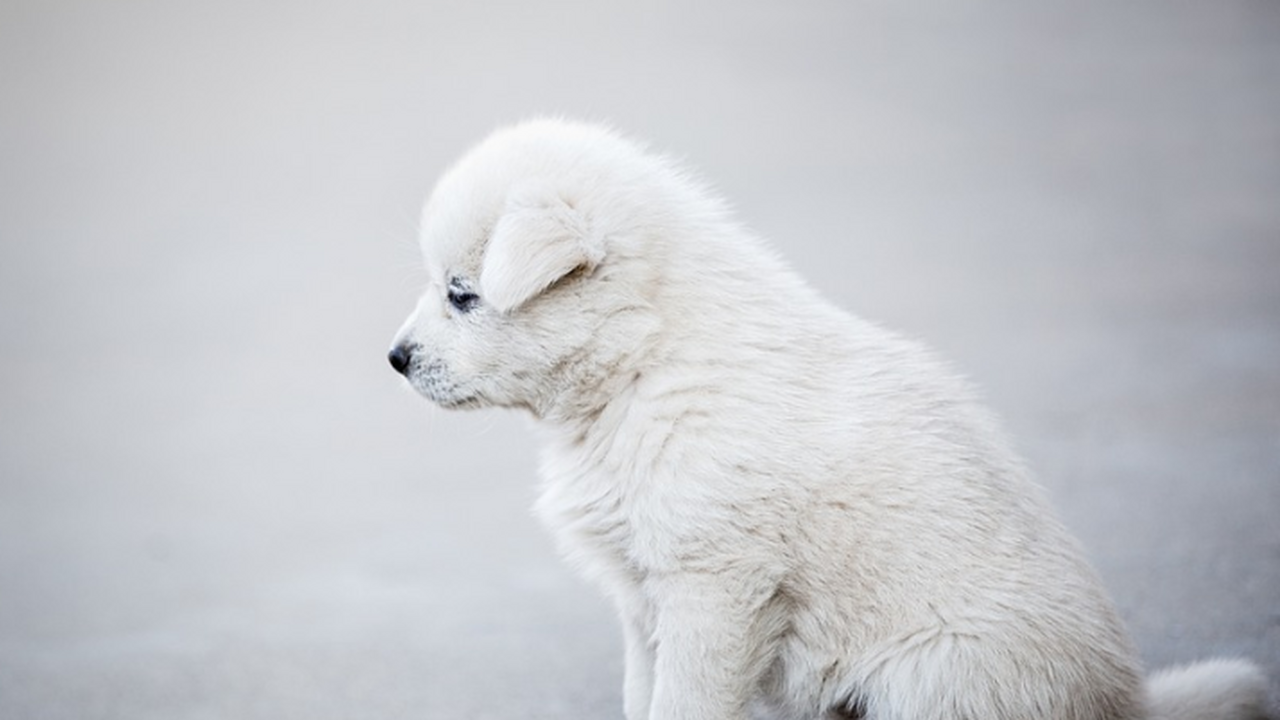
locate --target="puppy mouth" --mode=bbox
[407,361,482,410]
[410,377,481,410]
[433,394,483,410]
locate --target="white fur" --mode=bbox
[390,119,1268,720]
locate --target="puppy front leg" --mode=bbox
[647,573,772,720]
[621,613,655,720]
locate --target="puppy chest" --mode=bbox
[533,477,645,588]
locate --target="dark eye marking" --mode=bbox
[446,277,480,313]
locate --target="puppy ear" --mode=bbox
[480,188,602,313]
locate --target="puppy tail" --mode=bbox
[1145,658,1269,720]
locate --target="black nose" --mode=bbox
[388,343,413,375]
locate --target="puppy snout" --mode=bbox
[388,342,415,376]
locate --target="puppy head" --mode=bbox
[389,120,659,418]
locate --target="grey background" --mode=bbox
[1,2,1277,718]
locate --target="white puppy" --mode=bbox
[389,119,1266,720]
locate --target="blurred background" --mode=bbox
[1,2,1277,718]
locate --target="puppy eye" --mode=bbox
[447,288,480,313]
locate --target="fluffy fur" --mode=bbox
[389,119,1267,720]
